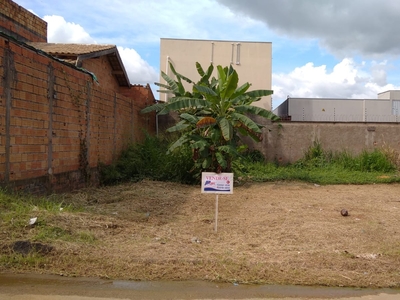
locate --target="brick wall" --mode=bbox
[120,84,157,143]
[0,0,47,42]
[81,56,121,92]
[0,33,156,194]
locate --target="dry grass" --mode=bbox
[2,180,400,288]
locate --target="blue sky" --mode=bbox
[13,0,400,108]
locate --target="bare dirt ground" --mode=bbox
[2,180,400,288]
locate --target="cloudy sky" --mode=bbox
[14,0,400,108]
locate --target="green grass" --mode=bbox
[99,136,400,186]
[236,140,400,185]
[0,252,47,268]
[0,190,88,245]
[242,162,400,184]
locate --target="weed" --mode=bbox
[99,133,196,185]
[381,142,400,170]
[0,252,47,268]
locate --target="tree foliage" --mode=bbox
[141,62,279,174]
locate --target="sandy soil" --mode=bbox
[2,180,400,289]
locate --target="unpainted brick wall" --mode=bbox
[0,0,47,42]
[0,34,155,194]
[120,84,157,143]
[81,56,121,92]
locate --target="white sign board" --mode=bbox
[201,172,233,194]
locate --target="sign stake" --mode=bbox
[214,194,219,232]
[200,172,233,233]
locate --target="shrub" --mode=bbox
[99,134,197,185]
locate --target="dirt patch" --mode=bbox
[2,180,400,288]
[11,241,54,255]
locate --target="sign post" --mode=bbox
[215,194,219,232]
[201,172,233,232]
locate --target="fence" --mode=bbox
[254,121,400,164]
[0,32,155,194]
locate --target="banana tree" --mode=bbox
[141,62,279,173]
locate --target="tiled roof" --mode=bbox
[27,43,130,87]
[27,43,116,56]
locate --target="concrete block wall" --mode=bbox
[0,0,47,43]
[1,33,155,194]
[257,121,400,165]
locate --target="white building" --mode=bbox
[160,38,273,110]
[273,90,400,122]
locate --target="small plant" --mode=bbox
[294,140,332,168]
[357,149,396,172]
[99,134,196,185]
[381,142,400,170]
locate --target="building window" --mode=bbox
[236,43,241,65]
[393,100,400,115]
[211,42,214,64]
[231,43,234,64]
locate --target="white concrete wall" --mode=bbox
[378,90,400,99]
[287,98,396,122]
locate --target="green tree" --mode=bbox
[141,62,279,174]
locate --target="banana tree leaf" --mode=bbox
[166,121,190,132]
[243,89,273,98]
[235,124,262,141]
[168,135,190,153]
[169,62,194,84]
[205,64,214,79]
[232,89,273,105]
[197,109,213,115]
[191,139,209,151]
[196,62,205,77]
[158,98,210,115]
[165,97,209,111]
[202,157,212,169]
[235,105,280,121]
[227,64,235,76]
[231,82,251,99]
[154,82,172,90]
[215,152,227,168]
[218,145,238,155]
[157,90,174,94]
[218,117,233,141]
[217,65,227,94]
[221,68,238,100]
[231,112,262,134]
[193,84,218,97]
[210,77,218,89]
[196,116,217,128]
[180,113,199,124]
[161,71,181,95]
[140,102,165,114]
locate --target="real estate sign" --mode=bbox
[201,172,233,194]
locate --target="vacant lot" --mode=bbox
[2,180,400,288]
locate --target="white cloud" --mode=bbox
[272,58,400,108]
[216,0,400,58]
[15,0,400,104]
[117,47,158,85]
[43,15,158,86]
[44,15,96,44]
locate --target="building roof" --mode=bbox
[27,43,130,87]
